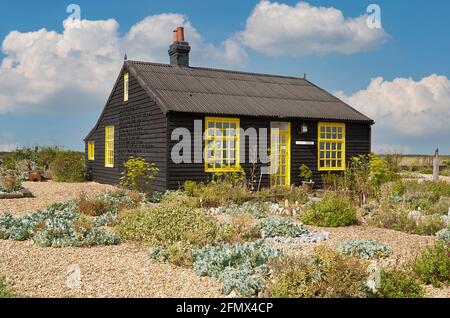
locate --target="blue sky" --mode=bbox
[0,0,449,153]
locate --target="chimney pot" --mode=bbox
[168,26,190,68]
[176,27,185,42]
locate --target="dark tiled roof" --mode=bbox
[126,60,374,123]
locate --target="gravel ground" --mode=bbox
[0,181,116,216]
[307,225,435,264]
[0,240,222,298]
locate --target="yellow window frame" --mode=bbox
[87,141,95,161]
[270,122,291,187]
[124,72,129,102]
[204,117,240,173]
[105,126,114,168]
[317,122,346,171]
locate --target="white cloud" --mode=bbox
[335,74,450,153]
[335,74,450,135]
[123,14,247,68]
[238,1,388,56]
[0,14,247,114]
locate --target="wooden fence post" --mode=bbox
[433,148,439,182]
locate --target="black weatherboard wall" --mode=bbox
[167,113,372,189]
[85,69,168,192]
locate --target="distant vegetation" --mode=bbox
[379,153,450,176]
[0,146,86,185]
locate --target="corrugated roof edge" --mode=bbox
[126,60,307,81]
[304,79,374,125]
[126,59,374,124]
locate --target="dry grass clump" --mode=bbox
[218,213,260,244]
[267,246,369,298]
[76,192,112,217]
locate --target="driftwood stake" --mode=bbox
[433,148,440,182]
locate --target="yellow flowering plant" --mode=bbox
[119,157,159,192]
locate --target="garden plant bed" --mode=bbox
[1,180,448,298]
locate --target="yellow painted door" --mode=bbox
[270,122,291,187]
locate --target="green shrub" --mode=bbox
[0,201,120,247]
[299,164,312,181]
[220,266,267,296]
[336,240,391,260]
[428,196,450,215]
[423,181,450,201]
[374,269,424,298]
[435,227,450,244]
[192,240,280,296]
[321,172,349,192]
[369,153,398,189]
[193,180,253,207]
[36,146,60,171]
[1,147,38,170]
[301,193,356,227]
[0,170,22,193]
[159,190,200,208]
[119,157,159,192]
[412,242,449,287]
[213,166,246,186]
[257,216,308,238]
[216,201,269,219]
[0,277,21,298]
[49,151,85,182]
[287,187,309,204]
[183,180,198,196]
[149,242,193,268]
[365,204,445,235]
[267,247,369,298]
[117,201,220,247]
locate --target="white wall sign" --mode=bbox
[296,141,314,145]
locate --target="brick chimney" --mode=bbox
[168,27,191,68]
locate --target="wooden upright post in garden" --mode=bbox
[433,148,440,182]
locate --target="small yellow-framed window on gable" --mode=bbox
[124,72,129,102]
[105,126,114,168]
[318,122,346,171]
[87,142,95,161]
[204,117,240,173]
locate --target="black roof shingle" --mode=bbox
[126,60,374,123]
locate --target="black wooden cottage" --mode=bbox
[84,27,374,192]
